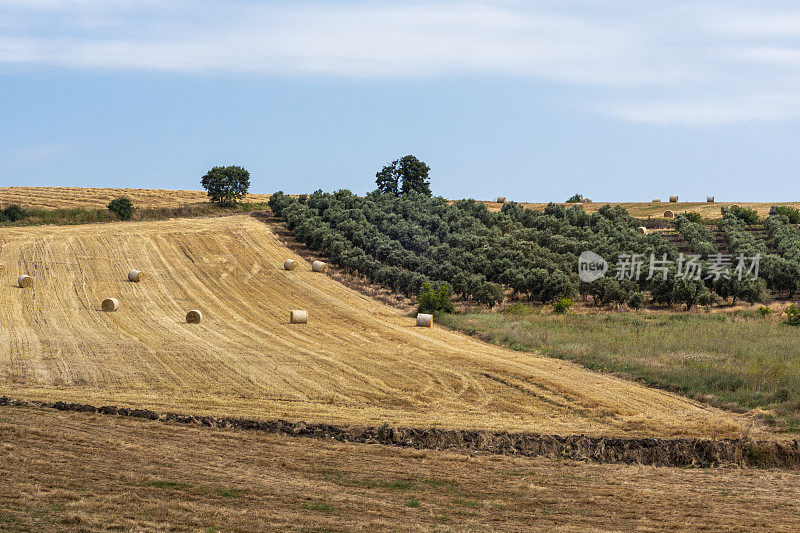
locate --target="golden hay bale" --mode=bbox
[637,226,647,235]
[17,275,32,288]
[283,259,297,271]
[707,196,715,203]
[312,260,327,273]
[731,204,740,209]
[663,210,675,218]
[0,264,5,275]
[290,310,308,324]
[669,196,678,203]
[416,313,433,327]
[128,270,143,283]
[101,298,119,312]
[580,198,592,203]
[496,196,506,203]
[652,199,661,203]
[186,310,202,324]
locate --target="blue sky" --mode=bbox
[2,1,800,202]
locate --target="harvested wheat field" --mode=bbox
[0,186,270,209]
[480,200,800,219]
[2,405,799,532]
[0,214,773,438]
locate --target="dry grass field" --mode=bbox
[0,186,270,209]
[483,200,800,218]
[3,186,796,220]
[0,213,771,439]
[2,405,800,532]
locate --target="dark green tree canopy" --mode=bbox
[107,197,135,221]
[201,165,251,206]
[375,155,431,196]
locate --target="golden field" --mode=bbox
[0,213,772,438]
[0,186,270,209]
[2,186,797,219]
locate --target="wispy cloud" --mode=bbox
[3,1,800,124]
[11,142,74,165]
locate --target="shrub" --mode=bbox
[786,304,800,326]
[759,306,772,317]
[417,282,455,314]
[1,204,26,222]
[552,298,573,314]
[681,212,703,224]
[201,165,251,206]
[628,291,645,309]
[566,194,583,203]
[769,205,800,224]
[727,206,760,225]
[107,197,135,220]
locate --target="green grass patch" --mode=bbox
[301,501,336,512]
[440,310,800,430]
[214,488,241,499]
[404,498,421,508]
[141,480,195,490]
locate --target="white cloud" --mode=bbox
[3,1,800,124]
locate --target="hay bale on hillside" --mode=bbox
[652,199,661,203]
[283,259,296,271]
[580,198,592,203]
[101,298,119,312]
[707,196,715,203]
[664,210,675,219]
[17,275,32,288]
[186,310,202,324]
[496,196,506,203]
[128,270,142,283]
[416,313,433,327]
[637,226,647,235]
[290,310,308,324]
[312,261,327,273]
[669,196,678,203]
[731,204,740,209]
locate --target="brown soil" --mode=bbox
[2,404,800,532]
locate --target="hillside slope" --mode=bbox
[0,214,767,438]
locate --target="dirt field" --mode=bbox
[0,214,771,438]
[1,405,799,532]
[0,187,270,209]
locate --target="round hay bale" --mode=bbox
[186,310,202,324]
[290,310,308,324]
[283,259,297,271]
[101,297,119,312]
[731,204,740,209]
[669,196,679,203]
[663,210,675,218]
[312,260,327,273]
[637,226,647,235]
[416,313,433,327]
[0,264,5,275]
[17,275,32,288]
[128,270,143,283]
[652,199,661,203]
[580,198,592,203]
[496,196,506,203]
[707,196,715,203]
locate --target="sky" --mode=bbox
[2,0,800,202]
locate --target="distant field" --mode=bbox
[482,200,800,219]
[0,214,764,439]
[1,187,796,219]
[3,405,800,531]
[0,186,271,209]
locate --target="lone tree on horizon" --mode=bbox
[375,155,431,196]
[201,165,251,206]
